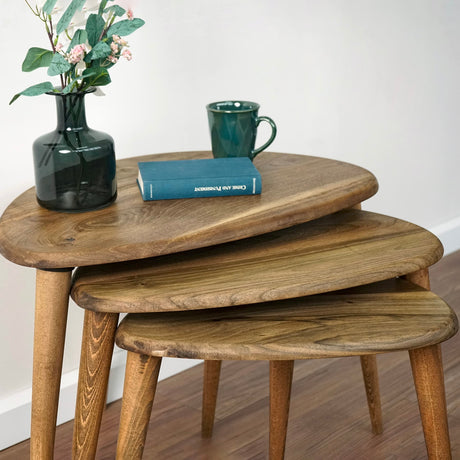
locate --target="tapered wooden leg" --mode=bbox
[360,355,383,434]
[116,353,162,459]
[72,310,119,460]
[404,268,452,458]
[269,360,294,460]
[31,268,72,460]
[403,268,430,289]
[409,344,452,460]
[202,360,222,437]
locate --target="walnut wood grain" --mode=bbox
[72,210,443,313]
[114,278,458,361]
[0,152,378,269]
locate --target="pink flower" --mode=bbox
[108,55,118,64]
[110,42,119,53]
[68,44,86,64]
[122,49,132,61]
[127,9,134,20]
[55,43,64,52]
[112,35,128,46]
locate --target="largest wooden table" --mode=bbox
[0,151,381,458]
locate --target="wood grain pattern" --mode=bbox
[116,353,162,460]
[72,210,443,313]
[114,278,458,361]
[0,152,378,269]
[30,269,72,460]
[72,311,119,460]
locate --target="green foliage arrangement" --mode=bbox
[10,0,145,104]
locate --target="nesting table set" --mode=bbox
[0,151,457,459]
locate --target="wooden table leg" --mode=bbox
[31,268,72,460]
[409,344,452,460]
[117,353,162,460]
[202,360,222,437]
[360,355,383,434]
[404,268,452,458]
[269,360,294,460]
[72,310,119,460]
[403,267,430,289]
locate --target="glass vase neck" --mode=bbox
[53,92,91,131]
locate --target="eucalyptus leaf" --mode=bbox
[104,5,126,17]
[9,81,54,105]
[86,14,106,47]
[107,18,145,37]
[22,48,53,72]
[89,41,112,60]
[68,29,88,52]
[42,0,58,15]
[82,67,111,87]
[48,53,71,76]
[98,0,114,15]
[56,0,86,35]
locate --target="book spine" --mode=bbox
[138,175,262,200]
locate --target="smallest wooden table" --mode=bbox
[114,278,458,459]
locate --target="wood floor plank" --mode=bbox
[1,253,460,459]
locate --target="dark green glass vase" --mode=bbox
[33,90,117,212]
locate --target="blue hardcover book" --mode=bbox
[137,157,262,200]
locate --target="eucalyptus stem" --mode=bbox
[24,0,38,16]
[98,12,115,42]
[45,17,65,90]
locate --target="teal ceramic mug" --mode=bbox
[206,101,277,160]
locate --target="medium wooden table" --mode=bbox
[72,209,450,460]
[71,209,446,459]
[0,151,378,459]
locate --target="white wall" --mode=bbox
[1,0,460,449]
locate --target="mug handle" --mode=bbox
[251,116,277,159]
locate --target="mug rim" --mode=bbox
[206,100,260,113]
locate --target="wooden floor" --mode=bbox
[2,252,460,459]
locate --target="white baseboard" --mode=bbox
[1,216,459,452]
[429,216,460,256]
[0,351,201,451]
